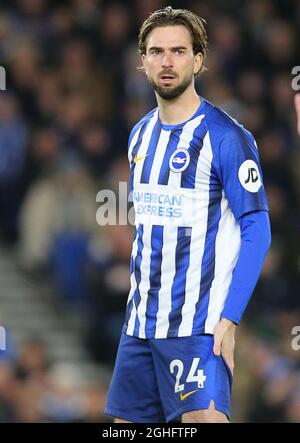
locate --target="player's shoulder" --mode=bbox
[128,107,158,145]
[203,98,254,146]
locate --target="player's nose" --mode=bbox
[162,51,173,68]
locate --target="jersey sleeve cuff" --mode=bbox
[221,313,240,326]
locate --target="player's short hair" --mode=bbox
[138,6,208,73]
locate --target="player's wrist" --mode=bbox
[220,317,237,331]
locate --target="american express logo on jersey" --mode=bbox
[133,187,182,221]
[133,189,182,219]
[132,183,207,227]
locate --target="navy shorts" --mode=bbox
[105,332,233,423]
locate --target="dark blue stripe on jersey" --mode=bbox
[125,225,143,325]
[157,129,183,185]
[167,227,192,337]
[132,224,144,335]
[125,226,138,326]
[145,225,163,335]
[140,118,161,184]
[128,109,153,148]
[192,183,223,332]
[180,126,207,189]
[129,226,137,274]
[128,108,157,153]
[129,118,151,193]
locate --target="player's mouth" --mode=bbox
[159,74,176,85]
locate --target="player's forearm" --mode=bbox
[221,210,271,325]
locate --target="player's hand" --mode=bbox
[213,317,236,375]
[295,93,300,136]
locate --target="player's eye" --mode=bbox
[150,49,161,55]
[175,49,184,55]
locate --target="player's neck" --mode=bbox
[156,87,201,126]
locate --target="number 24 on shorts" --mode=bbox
[170,358,206,393]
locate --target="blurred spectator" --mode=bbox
[14,337,50,382]
[0,94,28,244]
[19,151,96,279]
[85,221,132,364]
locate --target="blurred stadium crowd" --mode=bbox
[0,0,300,422]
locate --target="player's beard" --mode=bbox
[148,73,193,100]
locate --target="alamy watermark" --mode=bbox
[291,66,300,91]
[0,326,6,350]
[0,65,7,350]
[0,66,14,351]
[96,181,202,228]
[291,326,300,351]
[0,66,6,90]
[96,182,135,226]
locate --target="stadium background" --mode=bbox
[0,0,299,422]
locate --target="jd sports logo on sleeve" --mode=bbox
[238,160,262,192]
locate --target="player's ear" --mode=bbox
[194,52,203,75]
[141,53,147,73]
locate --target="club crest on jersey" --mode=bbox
[169,148,190,173]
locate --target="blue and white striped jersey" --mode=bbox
[123,97,268,339]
